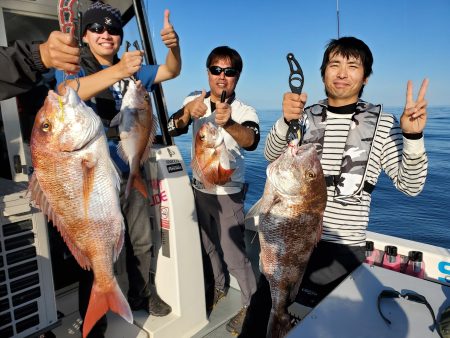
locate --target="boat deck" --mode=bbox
[50,284,242,338]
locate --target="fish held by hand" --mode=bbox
[29,87,132,338]
[191,121,235,189]
[247,140,327,338]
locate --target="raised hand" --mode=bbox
[117,50,143,78]
[282,92,308,122]
[39,31,80,73]
[160,9,179,49]
[215,101,232,127]
[186,90,208,119]
[400,79,429,134]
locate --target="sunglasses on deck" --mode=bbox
[377,289,438,333]
[208,66,239,77]
[87,23,122,36]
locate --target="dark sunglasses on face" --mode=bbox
[208,66,239,77]
[87,23,122,36]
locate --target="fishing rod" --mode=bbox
[337,0,340,38]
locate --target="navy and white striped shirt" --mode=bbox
[264,109,428,246]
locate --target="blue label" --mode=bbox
[438,261,450,283]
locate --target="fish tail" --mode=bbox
[266,311,292,338]
[125,156,148,199]
[82,280,133,338]
[125,173,148,199]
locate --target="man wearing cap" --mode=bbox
[55,1,181,337]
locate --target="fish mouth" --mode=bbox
[266,143,317,197]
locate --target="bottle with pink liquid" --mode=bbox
[364,241,381,266]
[382,245,401,272]
[405,251,425,279]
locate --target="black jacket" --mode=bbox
[0,40,47,100]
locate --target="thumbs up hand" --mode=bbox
[160,9,179,49]
[185,90,208,119]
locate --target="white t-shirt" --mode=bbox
[183,93,259,195]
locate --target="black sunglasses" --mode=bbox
[87,23,122,36]
[377,289,439,334]
[208,66,239,77]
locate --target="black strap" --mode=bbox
[324,175,375,194]
[207,90,236,111]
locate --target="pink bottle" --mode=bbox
[364,241,381,266]
[382,245,401,272]
[405,251,425,279]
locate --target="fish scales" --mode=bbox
[249,141,327,338]
[29,87,132,338]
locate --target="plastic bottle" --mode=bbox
[382,245,401,272]
[405,251,425,279]
[364,241,381,266]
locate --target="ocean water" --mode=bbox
[173,106,450,249]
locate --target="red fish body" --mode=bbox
[248,141,327,338]
[191,122,235,188]
[29,87,132,338]
[111,79,157,198]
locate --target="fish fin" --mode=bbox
[82,279,133,338]
[246,182,278,220]
[257,186,282,216]
[190,156,201,179]
[125,172,148,199]
[316,218,323,245]
[216,164,234,185]
[191,156,215,189]
[113,223,125,262]
[81,156,96,219]
[125,156,148,199]
[106,157,121,191]
[109,112,121,127]
[245,198,262,220]
[140,114,158,166]
[29,174,92,270]
[116,141,128,163]
[218,146,235,170]
[266,311,292,338]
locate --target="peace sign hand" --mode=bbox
[400,79,429,134]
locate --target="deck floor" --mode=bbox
[50,285,242,338]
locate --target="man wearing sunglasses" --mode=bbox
[167,46,260,336]
[54,1,181,337]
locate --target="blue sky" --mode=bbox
[124,0,450,113]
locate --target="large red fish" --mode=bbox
[247,140,327,338]
[110,79,157,198]
[191,121,235,188]
[29,87,132,338]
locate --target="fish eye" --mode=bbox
[306,170,316,179]
[42,120,51,132]
[199,134,206,141]
[144,93,149,100]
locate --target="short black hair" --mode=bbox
[320,36,373,79]
[206,46,243,73]
[320,37,373,98]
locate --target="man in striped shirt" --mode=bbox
[240,36,428,337]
